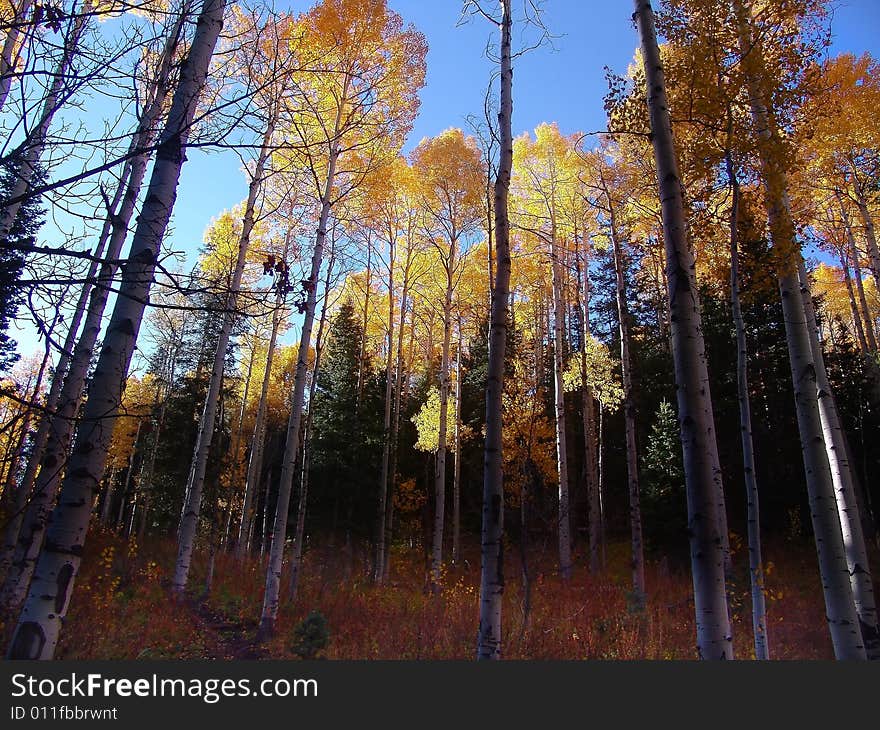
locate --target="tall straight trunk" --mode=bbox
[839,192,878,352]
[634,0,732,659]
[550,225,572,581]
[608,207,645,605]
[0,2,89,242]
[734,0,865,660]
[0,341,47,576]
[726,150,769,660]
[174,110,278,593]
[575,235,600,574]
[0,8,188,611]
[0,0,33,113]
[237,298,284,559]
[375,237,395,582]
[477,0,511,661]
[840,246,870,353]
[258,139,340,637]
[288,242,335,602]
[798,259,879,658]
[384,261,415,581]
[852,183,880,286]
[597,402,606,568]
[6,0,226,660]
[431,261,455,590]
[452,324,463,565]
[115,420,141,531]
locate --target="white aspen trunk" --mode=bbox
[375,237,395,583]
[838,198,878,353]
[550,225,572,582]
[5,0,226,660]
[174,111,277,593]
[839,247,870,353]
[115,420,142,530]
[798,258,879,659]
[477,0,511,661]
[384,255,414,581]
[431,259,455,590]
[597,402,606,568]
[733,0,865,660]
[237,296,283,559]
[727,151,769,660]
[0,2,90,242]
[452,322,463,565]
[288,248,334,601]
[634,0,732,659]
[608,206,645,605]
[258,142,340,637]
[575,235,600,574]
[0,0,33,113]
[852,184,880,287]
[0,11,188,610]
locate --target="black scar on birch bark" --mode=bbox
[9,622,45,659]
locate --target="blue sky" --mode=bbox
[11,0,880,362]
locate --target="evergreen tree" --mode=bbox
[0,156,45,371]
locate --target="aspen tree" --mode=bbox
[732,0,865,659]
[632,0,732,659]
[6,0,227,660]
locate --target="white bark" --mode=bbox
[174,111,277,593]
[798,258,878,659]
[634,0,732,659]
[0,1,89,242]
[0,9,188,611]
[550,224,572,582]
[727,152,769,659]
[258,143,339,636]
[431,261,455,590]
[733,0,865,660]
[0,0,33,113]
[608,205,645,605]
[477,0,511,661]
[5,0,226,660]
[288,246,334,601]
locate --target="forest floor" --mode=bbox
[3,526,868,660]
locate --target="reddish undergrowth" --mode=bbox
[0,526,845,660]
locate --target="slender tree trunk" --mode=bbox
[575,236,600,574]
[608,204,645,605]
[174,111,278,593]
[550,225,572,582]
[597,402,606,568]
[477,0,511,661]
[375,238,395,582]
[0,2,89,241]
[634,0,732,659]
[288,242,335,602]
[0,0,33,113]
[734,0,865,660]
[839,193,878,352]
[0,7,189,612]
[237,304,282,558]
[852,183,880,287]
[5,0,226,659]
[798,259,879,659]
[840,247,870,353]
[727,151,769,660]
[115,421,141,531]
[258,141,340,638]
[431,257,456,591]
[452,323,463,565]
